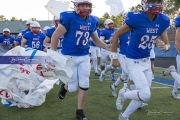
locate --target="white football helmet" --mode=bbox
[73,0,92,17]
[30,21,40,34]
[3,28,10,32]
[52,16,59,27]
[18,33,22,37]
[43,26,50,31]
[104,19,114,29]
[30,21,40,27]
[141,0,163,14]
[3,28,10,37]
[26,20,33,25]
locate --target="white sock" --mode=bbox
[122,100,142,118]
[123,82,128,88]
[114,76,122,86]
[92,58,98,73]
[123,90,139,100]
[171,72,180,85]
[173,80,178,93]
[130,84,136,90]
[104,65,112,74]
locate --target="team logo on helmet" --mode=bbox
[141,0,163,14]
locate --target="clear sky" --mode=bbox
[0,0,141,20]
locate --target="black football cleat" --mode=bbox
[58,83,67,99]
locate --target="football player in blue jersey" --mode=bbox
[21,20,33,48]
[163,14,180,99]
[99,19,118,82]
[43,16,63,53]
[21,21,46,51]
[51,0,111,119]
[89,27,101,76]
[22,20,32,36]
[0,28,15,55]
[111,0,170,119]
[14,33,22,46]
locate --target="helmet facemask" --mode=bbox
[31,27,40,34]
[107,23,114,30]
[52,16,59,28]
[73,2,92,17]
[3,31,10,37]
[141,0,163,15]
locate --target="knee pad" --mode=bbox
[139,91,151,102]
[80,87,89,91]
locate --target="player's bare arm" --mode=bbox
[51,24,66,51]
[157,30,170,51]
[175,27,180,54]
[91,32,111,51]
[21,37,27,48]
[43,36,51,47]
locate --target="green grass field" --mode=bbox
[0,67,179,120]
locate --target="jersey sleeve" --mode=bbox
[46,29,51,38]
[160,14,170,34]
[163,15,170,28]
[42,33,46,40]
[60,12,71,31]
[94,16,100,32]
[175,16,180,28]
[0,35,2,43]
[10,36,15,43]
[125,12,137,28]
[100,29,106,37]
[23,32,29,41]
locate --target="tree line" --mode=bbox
[0,15,37,21]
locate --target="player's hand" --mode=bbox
[44,48,47,52]
[112,59,120,67]
[157,39,167,51]
[105,44,112,51]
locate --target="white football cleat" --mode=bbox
[139,103,148,108]
[110,84,117,97]
[163,65,176,76]
[99,70,105,82]
[97,66,101,71]
[172,91,180,99]
[118,113,129,120]
[116,89,126,110]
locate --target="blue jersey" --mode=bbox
[90,29,101,46]
[46,27,63,49]
[15,36,22,46]
[125,11,170,59]
[100,28,118,44]
[175,16,180,28]
[60,11,99,56]
[119,32,130,55]
[0,35,15,54]
[22,29,31,36]
[23,32,46,51]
